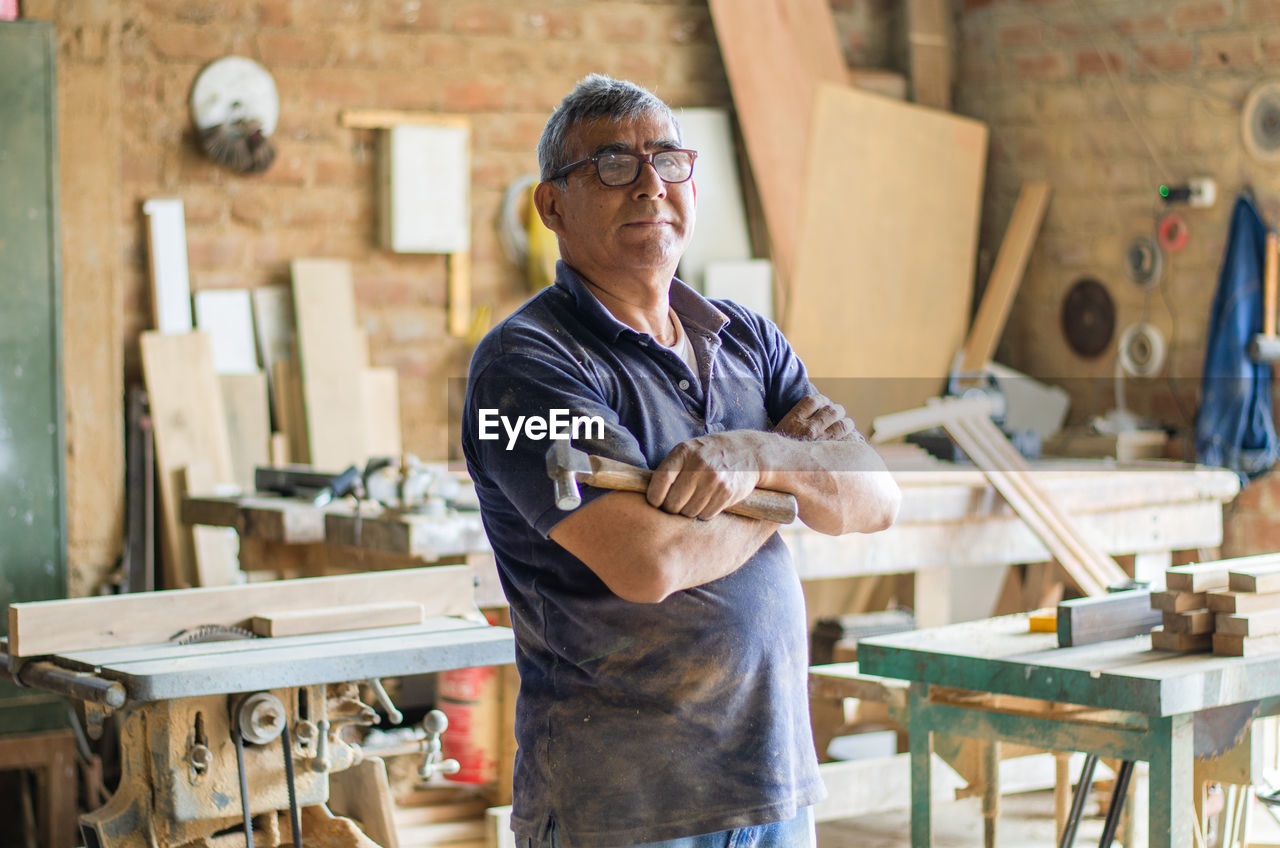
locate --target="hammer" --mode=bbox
[545,440,798,524]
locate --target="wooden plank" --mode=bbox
[291,258,365,470]
[325,512,489,560]
[219,372,271,493]
[183,495,328,544]
[1229,561,1280,593]
[140,331,235,589]
[8,565,475,657]
[907,0,952,110]
[251,601,424,637]
[870,396,992,443]
[707,0,845,283]
[1212,631,1280,658]
[273,357,310,465]
[1150,626,1212,652]
[177,464,239,588]
[788,85,986,427]
[362,367,402,459]
[959,182,1051,373]
[327,757,399,848]
[141,198,192,333]
[675,109,754,292]
[849,68,908,100]
[1207,589,1280,614]
[1150,590,1208,613]
[1057,590,1159,647]
[194,289,258,374]
[448,251,470,337]
[1166,562,1231,592]
[250,284,294,425]
[1161,608,1214,635]
[1215,607,1280,638]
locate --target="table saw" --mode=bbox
[1,565,513,848]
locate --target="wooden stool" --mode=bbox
[0,730,78,848]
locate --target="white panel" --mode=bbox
[677,108,753,291]
[194,289,258,374]
[382,123,470,253]
[704,259,773,322]
[142,198,193,334]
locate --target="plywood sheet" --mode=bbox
[362,367,402,459]
[676,108,753,291]
[707,0,846,283]
[140,331,234,588]
[787,84,987,428]
[291,258,365,470]
[194,288,258,374]
[219,372,271,492]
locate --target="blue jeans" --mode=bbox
[516,807,816,848]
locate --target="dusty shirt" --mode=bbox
[461,261,824,848]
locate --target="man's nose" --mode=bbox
[631,161,667,199]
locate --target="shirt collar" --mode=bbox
[553,260,730,342]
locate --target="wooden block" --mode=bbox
[141,331,235,589]
[362,367,402,460]
[1215,607,1280,638]
[1229,563,1280,594]
[251,601,424,637]
[1028,608,1056,633]
[326,757,399,848]
[291,258,365,470]
[1057,590,1159,647]
[1165,562,1231,592]
[8,565,476,656]
[1207,589,1280,614]
[1150,590,1209,613]
[1150,626,1212,653]
[788,85,986,428]
[178,464,240,588]
[1161,608,1214,635]
[1213,631,1280,657]
[219,372,271,493]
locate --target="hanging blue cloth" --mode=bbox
[1195,192,1279,481]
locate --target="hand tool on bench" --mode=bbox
[545,440,798,524]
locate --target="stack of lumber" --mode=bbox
[1146,554,1280,656]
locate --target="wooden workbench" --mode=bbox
[858,613,1280,847]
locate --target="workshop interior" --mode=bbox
[11,0,1280,846]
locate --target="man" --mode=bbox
[462,75,900,848]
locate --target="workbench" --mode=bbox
[857,613,1280,848]
[783,461,1239,625]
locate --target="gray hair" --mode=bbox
[537,74,681,184]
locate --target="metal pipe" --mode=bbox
[282,721,303,848]
[1098,761,1135,847]
[0,654,126,708]
[1059,754,1099,848]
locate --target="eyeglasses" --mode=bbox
[549,149,698,187]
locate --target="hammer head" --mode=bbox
[545,440,591,510]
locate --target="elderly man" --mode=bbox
[462,75,900,848]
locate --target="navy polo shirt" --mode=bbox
[461,261,824,847]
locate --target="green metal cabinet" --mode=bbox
[0,21,70,732]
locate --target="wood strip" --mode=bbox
[362,367,402,459]
[178,464,239,588]
[959,182,1051,372]
[291,258,365,470]
[1151,626,1212,653]
[1266,230,1278,338]
[1207,589,1280,614]
[141,198,192,334]
[448,252,470,337]
[327,758,399,848]
[907,0,952,110]
[1229,562,1280,593]
[1165,562,1231,593]
[1057,590,1159,647]
[219,372,271,493]
[251,601,424,637]
[1150,590,1208,613]
[273,357,310,465]
[1213,631,1280,658]
[250,284,294,427]
[1161,608,1214,635]
[140,331,235,589]
[871,396,992,444]
[8,566,475,656]
[1216,607,1280,638]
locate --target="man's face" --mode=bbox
[539,111,696,284]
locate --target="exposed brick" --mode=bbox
[1197,31,1262,68]
[381,0,442,30]
[1265,32,1280,60]
[585,6,651,44]
[142,0,226,25]
[999,23,1044,47]
[1243,0,1280,21]
[1113,13,1169,36]
[314,154,372,186]
[148,22,232,62]
[229,191,273,227]
[1011,50,1070,81]
[292,0,366,25]
[1143,87,1191,118]
[255,30,335,66]
[513,9,581,40]
[185,233,246,269]
[1172,0,1232,30]
[1135,38,1195,72]
[255,0,292,26]
[451,4,515,36]
[442,79,508,112]
[964,0,997,10]
[1075,48,1127,75]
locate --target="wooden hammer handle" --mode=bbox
[586,455,799,525]
[1266,229,1278,338]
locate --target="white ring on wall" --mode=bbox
[1117,323,1166,378]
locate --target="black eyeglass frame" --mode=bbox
[548,148,699,187]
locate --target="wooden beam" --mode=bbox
[1165,562,1230,593]
[251,601,424,637]
[960,182,1051,373]
[907,0,952,110]
[340,109,469,129]
[1056,590,1158,647]
[8,565,475,656]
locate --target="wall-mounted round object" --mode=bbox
[1243,79,1280,163]
[1124,236,1164,288]
[1060,277,1116,358]
[1157,213,1190,253]
[189,56,279,174]
[1117,322,1167,378]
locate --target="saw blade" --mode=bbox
[1194,700,1260,761]
[169,624,259,644]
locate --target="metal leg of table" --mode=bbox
[909,682,933,848]
[1147,714,1195,848]
[981,740,1000,848]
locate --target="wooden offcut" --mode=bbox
[362,367,402,459]
[1161,608,1214,635]
[1057,590,1158,647]
[140,331,235,589]
[787,85,986,427]
[8,565,475,657]
[1165,562,1231,593]
[907,0,952,110]
[251,601,424,637]
[1212,632,1280,657]
[219,372,271,493]
[291,258,366,470]
[1229,562,1280,594]
[1216,607,1280,638]
[1151,626,1212,653]
[959,182,1051,373]
[1208,589,1280,614]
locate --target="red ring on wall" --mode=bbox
[1158,213,1189,252]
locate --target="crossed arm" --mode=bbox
[549,395,902,603]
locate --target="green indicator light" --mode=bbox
[1159,185,1170,197]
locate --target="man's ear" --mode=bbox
[533,180,566,236]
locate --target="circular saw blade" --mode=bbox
[170,624,259,644]
[1060,277,1116,358]
[1194,700,1260,761]
[1243,79,1280,163]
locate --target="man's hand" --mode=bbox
[646,433,766,522]
[773,394,861,442]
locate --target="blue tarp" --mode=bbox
[1194,193,1280,481]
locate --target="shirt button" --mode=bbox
[678,379,690,391]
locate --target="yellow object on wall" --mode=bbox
[526,183,559,290]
